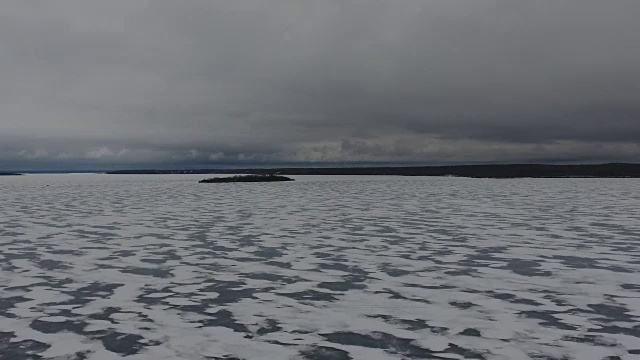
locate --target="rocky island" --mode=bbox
[199,174,294,183]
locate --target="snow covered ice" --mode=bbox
[1,174,639,360]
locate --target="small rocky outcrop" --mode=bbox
[199,174,294,183]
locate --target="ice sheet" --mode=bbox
[1,174,639,359]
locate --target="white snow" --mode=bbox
[0,173,639,359]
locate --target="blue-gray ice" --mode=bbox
[1,174,639,360]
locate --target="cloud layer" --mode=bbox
[2,1,640,170]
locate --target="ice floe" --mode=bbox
[1,174,639,359]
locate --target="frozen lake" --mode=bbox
[1,174,639,360]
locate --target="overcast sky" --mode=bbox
[1,0,639,170]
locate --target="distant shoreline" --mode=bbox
[106,163,640,178]
[0,173,22,176]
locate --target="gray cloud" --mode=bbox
[1,0,639,170]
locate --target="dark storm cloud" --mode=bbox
[1,0,639,169]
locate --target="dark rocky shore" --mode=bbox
[110,163,640,178]
[199,174,294,183]
[0,172,21,176]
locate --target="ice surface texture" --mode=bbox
[0,174,639,360]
